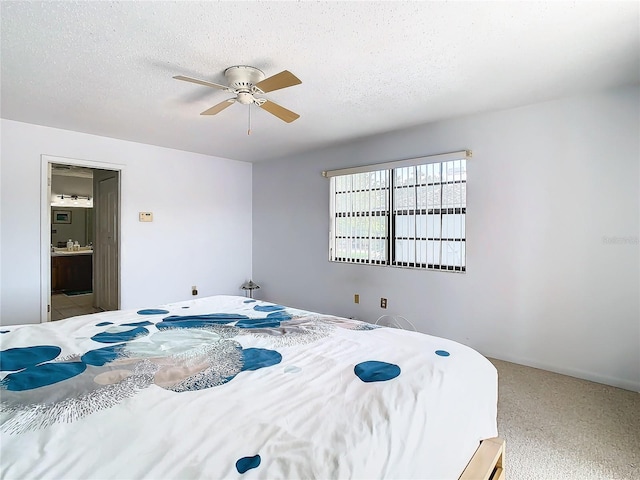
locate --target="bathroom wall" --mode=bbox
[51,206,91,247]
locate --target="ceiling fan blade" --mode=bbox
[259,100,300,123]
[254,70,301,93]
[201,99,236,115]
[174,75,229,90]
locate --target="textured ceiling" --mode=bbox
[1,1,638,163]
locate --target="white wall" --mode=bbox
[253,85,640,391]
[1,119,252,326]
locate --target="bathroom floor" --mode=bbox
[51,293,103,321]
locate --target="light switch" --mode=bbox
[139,212,153,222]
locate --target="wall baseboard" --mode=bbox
[483,351,640,393]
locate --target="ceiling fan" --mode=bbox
[174,66,302,124]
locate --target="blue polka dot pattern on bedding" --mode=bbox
[156,313,249,330]
[241,348,282,371]
[91,326,149,344]
[253,304,285,312]
[2,361,87,391]
[354,360,401,383]
[0,345,62,371]
[435,350,450,357]
[266,311,292,320]
[236,310,293,328]
[81,344,126,366]
[236,318,282,329]
[236,454,261,474]
[122,320,153,327]
[136,309,170,315]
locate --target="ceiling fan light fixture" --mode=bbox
[236,92,254,105]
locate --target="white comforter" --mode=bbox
[0,295,497,479]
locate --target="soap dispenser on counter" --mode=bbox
[66,239,73,251]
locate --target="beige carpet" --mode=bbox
[489,358,639,480]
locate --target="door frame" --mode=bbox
[40,154,124,323]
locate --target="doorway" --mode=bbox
[40,155,122,323]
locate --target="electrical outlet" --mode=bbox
[191,285,198,296]
[354,294,360,304]
[380,297,387,309]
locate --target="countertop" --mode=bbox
[51,249,93,257]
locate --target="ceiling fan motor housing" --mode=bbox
[224,66,265,91]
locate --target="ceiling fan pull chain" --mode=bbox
[248,102,251,135]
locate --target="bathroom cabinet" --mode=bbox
[51,253,93,293]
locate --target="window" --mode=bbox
[327,151,468,272]
[331,170,389,264]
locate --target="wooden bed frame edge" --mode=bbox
[459,437,505,480]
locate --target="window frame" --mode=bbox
[326,150,470,273]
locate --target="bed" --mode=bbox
[0,295,501,479]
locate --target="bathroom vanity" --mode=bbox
[51,249,93,293]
